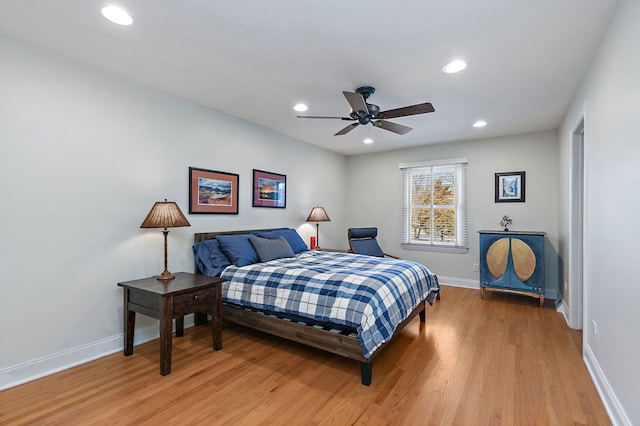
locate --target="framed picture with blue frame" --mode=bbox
[495,171,525,203]
[252,169,286,208]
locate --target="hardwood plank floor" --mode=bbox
[0,286,610,425]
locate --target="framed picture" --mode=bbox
[495,171,526,203]
[252,169,286,208]
[189,167,239,214]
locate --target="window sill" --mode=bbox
[401,243,469,254]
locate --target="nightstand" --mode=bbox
[117,272,225,375]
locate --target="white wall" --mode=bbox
[0,35,347,387]
[345,131,559,295]
[559,0,639,423]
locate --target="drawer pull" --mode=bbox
[193,294,201,301]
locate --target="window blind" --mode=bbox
[400,158,468,251]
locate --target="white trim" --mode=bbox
[401,243,469,253]
[437,276,479,289]
[555,296,571,326]
[582,101,590,338]
[0,318,195,391]
[584,344,630,426]
[568,107,586,330]
[399,157,468,169]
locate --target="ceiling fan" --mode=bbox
[297,86,435,136]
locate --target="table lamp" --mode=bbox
[140,199,191,280]
[306,206,330,250]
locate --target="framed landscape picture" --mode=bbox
[189,167,239,214]
[495,171,525,203]
[252,169,286,208]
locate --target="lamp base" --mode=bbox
[156,270,176,281]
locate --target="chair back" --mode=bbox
[348,227,385,257]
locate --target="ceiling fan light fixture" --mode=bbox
[101,6,133,26]
[473,120,487,128]
[293,103,308,112]
[297,86,434,137]
[443,60,467,74]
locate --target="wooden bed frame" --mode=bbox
[194,229,429,385]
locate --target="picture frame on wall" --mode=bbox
[189,167,239,214]
[495,171,526,203]
[252,169,286,208]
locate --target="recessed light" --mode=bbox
[101,6,133,26]
[443,60,467,74]
[363,138,374,144]
[473,120,487,128]
[293,103,308,112]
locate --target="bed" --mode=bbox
[193,228,440,385]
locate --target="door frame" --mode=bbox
[568,109,587,332]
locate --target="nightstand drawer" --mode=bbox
[173,290,214,317]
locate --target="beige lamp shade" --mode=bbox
[141,199,191,230]
[306,206,330,223]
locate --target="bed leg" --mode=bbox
[360,362,372,386]
[419,300,427,323]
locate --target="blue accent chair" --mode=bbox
[347,227,440,300]
[347,227,399,258]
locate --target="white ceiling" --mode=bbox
[0,0,617,156]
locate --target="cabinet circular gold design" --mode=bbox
[486,238,536,282]
[486,238,509,278]
[511,238,536,281]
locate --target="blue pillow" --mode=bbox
[349,239,385,257]
[216,234,259,267]
[255,228,308,254]
[192,239,232,276]
[249,236,295,262]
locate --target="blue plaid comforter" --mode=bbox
[220,251,440,358]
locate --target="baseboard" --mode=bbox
[437,276,479,289]
[0,318,195,391]
[584,344,631,425]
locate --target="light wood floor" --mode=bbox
[1,286,610,425]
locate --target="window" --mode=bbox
[399,158,468,252]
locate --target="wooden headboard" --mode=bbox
[193,227,289,245]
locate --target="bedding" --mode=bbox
[219,250,439,358]
[192,239,231,277]
[249,235,295,262]
[216,233,260,267]
[254,228,309,254]
[196,228,309,269]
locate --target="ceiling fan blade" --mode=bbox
[374,120,412,135]
[335,123,359,136]
[378,102,435,119]
[297,115,354,120]
[342,91,369,114]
